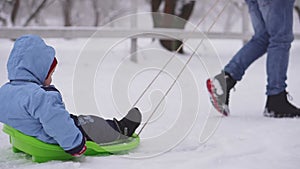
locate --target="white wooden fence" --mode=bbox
[0,1,299,62]
[1,27,299,62]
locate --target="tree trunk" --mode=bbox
[23,0,48,26]
[62,0,72,27]
[92,0,99,26]
[11,0,20,26]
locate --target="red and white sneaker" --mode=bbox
[206,72,236,116]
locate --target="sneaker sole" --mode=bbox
[263,108,300,118]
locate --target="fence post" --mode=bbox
[242,2,250,44]
[130,0,138,63]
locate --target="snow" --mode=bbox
[1,11,300,168]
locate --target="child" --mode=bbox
[0,35,142,157]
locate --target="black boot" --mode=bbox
[159,40,184,54]
[264,91,300,118]
[207,71,237,116]
[113,107,142,139]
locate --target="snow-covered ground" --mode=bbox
[0,34,299,169]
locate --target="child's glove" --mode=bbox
[65,136,87,157]
[71,145,87,157]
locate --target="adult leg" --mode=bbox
[151,0,163,28]
[295,6,300,20]
[259,0,300,117]
[258,0,295,95]
[224,0,269,81]
[151,0,162,13]
[178,1,195,21]
[207,0,269,115]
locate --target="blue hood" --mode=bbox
[7,35,56,85]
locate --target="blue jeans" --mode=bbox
[224,0,295,95]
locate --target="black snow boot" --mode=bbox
[160,39,184,54]
[264,91,300,118]
[207,71,237,116]
[113,107,142,139]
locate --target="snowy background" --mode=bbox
[1,0,300,169]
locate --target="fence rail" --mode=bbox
[1,27,300,39]
[0,27,251,39]
[1,27,299,61]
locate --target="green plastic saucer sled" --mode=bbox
[2,124,140,163]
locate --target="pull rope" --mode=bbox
[137,0,230,136]
[132,0,222,108]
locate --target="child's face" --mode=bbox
[44,67,56,86]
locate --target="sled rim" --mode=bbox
[2,124,140,162]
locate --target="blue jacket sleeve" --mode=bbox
[28,89,85,153]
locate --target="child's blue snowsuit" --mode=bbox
[0,35,85,155]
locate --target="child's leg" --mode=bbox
[71,114,120,143]
[71,108,142,144]
[76,115,121,144]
